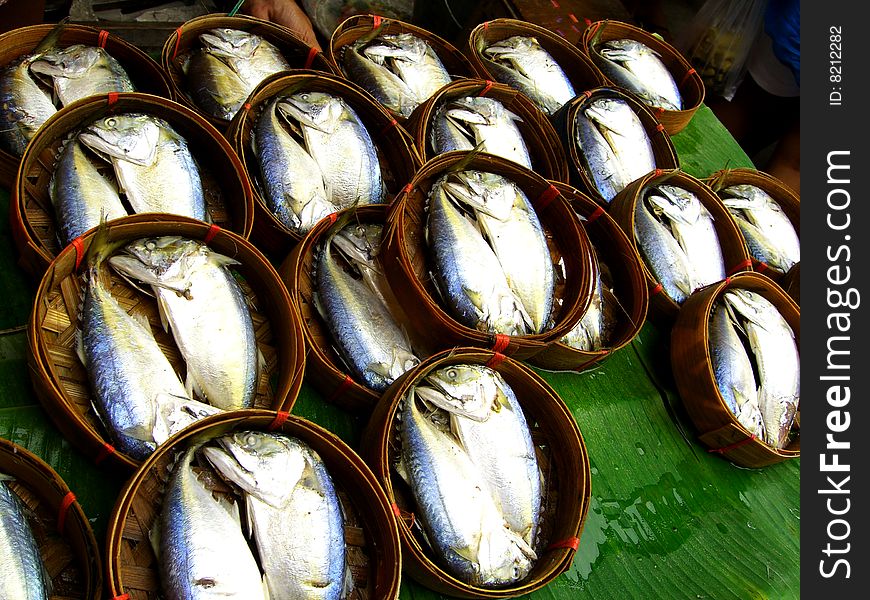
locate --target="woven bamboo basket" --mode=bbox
[360,348,591,598]
[580,20,705,134]
[781,262,799,305]
[706,167,800,281]
[225,70,422,259]
[161,12,338,132]
[466,18,606,116]
[405,77,570,183]
[529,182,648,372]
[670,272,800,467]
[607,168,751,320]
[106,410,402,599]
[551,86,679,206]
[26,218,306,473]
[329,14,478,121]
[0,437,103,599]
[9,92,255,282]
[381,151,597,361]
[0,23,173,188]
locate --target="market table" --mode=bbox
[0,105,799,599]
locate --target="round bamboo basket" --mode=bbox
[26,218,306,473]
[278,203,426,412]
[607,169,751,320]
[405,77,570,183]
[0,23,173,187]
[670,272,800,467]
[161,12,338,131]
[329,13,478,121]
[106,410,402,599]
[10,92,255,282]
[706,167,800,281]
[580,20,705,134]
[381,151,597,361]
[0,437,103,599]
[225,70,422,259]
[360,348,591,598]
[780,262,799,305]
[466,18,606,116]
[529,182,648,372]
[551,86,679,206]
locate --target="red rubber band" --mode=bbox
[107,92,119,106]
[485,352,506,369]
[98,30,110,49]
[650,282,664,296]
[724,276,732,286]
[56,491,76,534]
[654,168,664,177]
[327,212,338,224]
[94,443,116,465]
[391,502,401,518]
[569,13,579,24]
[708,434,757,454]
[548,536,580,551]
[304,46,320,69]
[373,15,382,29]
[112,595,130,600]
[727,259,753,275]
[243,102,252,111]
[586,205,605,224]
[402,183,413,195]
[754,260,769,273]
[381,118,399,135]
[655,123,665,131]
[484,21,489,30]
[267,411,290,431]
[203,224,220,245]
[478,80,494,97]
[172,26,183,60]
[550,0,560,8]
[588,21,601,38]
[581,90,593,99]
[491,334,510,354]
[584,17,593,26]
[327,374,355,404]
[535,184,560,212]
[681,67,697,86]
[71,237,85,272]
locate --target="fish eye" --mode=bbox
[105,118,116,128]
[245,433,258,447]
[446,369,457,380]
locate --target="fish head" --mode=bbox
[443,170,516,221]
[109,237,203,295]
[78,113,160,166]
[280,91,345,131]
[484,35,537,59]
[421,364,503,420]
[363,33,427,62]
[332,222,384,265]
[30,44,102,79]
[199,28,260,60]
[647,185,702,223]
[475,526,536,586]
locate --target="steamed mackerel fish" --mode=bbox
[430,96,532,169]
[482,35,575,116]
[30,44,134,107]
[203,432,348,600]
[315,222,418,392]
[253,96,336,234]
[281,91,385,209]
[562,257,609,351]
[78,113,208,221]
[182,28,291,120]
[427,176,531,336]
[0,478,51,600]
[723,289,799,449]
[0,53,56,157]
[108,237,259,411]
[721,184,800,272]
[633,193,695,304]
[591,39,682,111]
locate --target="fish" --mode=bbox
[314,222,419,392]
[722,289,799,449]
[0,55,57,157]
[0,477,51,600]
[361,33,452,105]
[431,96,532,169]
[420,365,542,547]
[78,113,208,221]
[158,445,267,599]
[280,91,385,208]
[252,96,336,234]
[29,44,134,107]
[562,258,607,350]
[647,184,725,288]
[426,176,531,336]
[399,390,536,586]
[331,221,394,308]
[633,195,695,304]
[574,108,629,202]
[583,97,656,190]
[49,138,128,246]
[482,36,575,116]
[721,184,800,273]
[108,237,259,411]
[182,28,291,120]
[78,263,219,461]
[708,300,765,439]
[592,39,682,111]
[444,170,554,333]
[341,42,419,118]
[202,432,348,600]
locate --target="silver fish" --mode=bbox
[445,171,554,333]
[482,36,575,116]
[0,478,51,600]
[341,42,419,118]
[723,290,799,449]
[562,259,606,350]
[429,101,476,154]
[29,44,134,107]
[634,196,694,304]
[400,390,536,586]
[108,237,258,411]
[427,177,531,336]
[315,224,419,392]
[159,445,267,599]
[708,301,765,439]
[0,55,57,157]
[78,113,208,221]
[202,432,347,600]
[331,221,393,308]
[281,91,385,208]
[362,33,452,105]
[253,96,336,234]
[721,184,800,273]
[49,138,128,246]
[583,97,656,189]
[592,39,682,111]
[574,108,629,202]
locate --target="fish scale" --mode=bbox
[0,479,51,600]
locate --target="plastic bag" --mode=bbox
[676,0,769,101]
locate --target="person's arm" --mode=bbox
[242,0,322,50]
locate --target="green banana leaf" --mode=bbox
[0,105,798,599]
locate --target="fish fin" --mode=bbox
[34,16,70,54]
[393,455,410,485]
[74,328,86,365]
[342,563,355,598]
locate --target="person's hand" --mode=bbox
[243,0,322,51]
